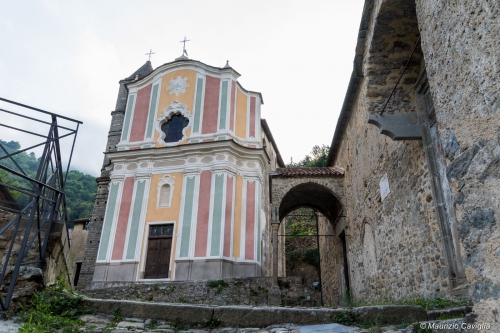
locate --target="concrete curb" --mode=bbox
[82,298,431,327]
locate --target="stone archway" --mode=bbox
[269,167,347,305]
[279,182,342,222]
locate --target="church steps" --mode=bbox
[82,297,470,329]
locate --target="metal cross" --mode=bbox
[180,37,190,56]
[145,49,156,61]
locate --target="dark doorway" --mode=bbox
[144,224,173,279]
[73,262,82,286]
[339,231,350,294]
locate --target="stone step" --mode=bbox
[82,298,429,328]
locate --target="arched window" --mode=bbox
[158,184,171,207]
[157,175,175,208]
[155,101,191,146]
[161,114,189,143]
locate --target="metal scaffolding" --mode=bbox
[0,97,81,311]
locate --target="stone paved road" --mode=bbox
[0,319,368,333]
[0,316,411,332]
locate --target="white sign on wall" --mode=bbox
[380,173,390,201]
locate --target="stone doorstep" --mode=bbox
[82,298,429,328]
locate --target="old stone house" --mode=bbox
[69,218,89,286]
[317,0,499,327]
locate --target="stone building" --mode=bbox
[69,218,89,286]
[79,56,284,286]
[320,0,499,327]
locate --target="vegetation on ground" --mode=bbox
[404,297,472,310]
[330,310,357,326]
[437,312,464,320]
[339,292,471,310]
[18,276,95,332]
[207,279,229,294]
[277,280,291,290]
[0,139,97,225]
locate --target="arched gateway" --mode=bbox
[269,167,348,305]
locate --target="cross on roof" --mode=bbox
[145,49,156,61]
[180,37,190,57]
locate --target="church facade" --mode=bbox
[82,58,283,284]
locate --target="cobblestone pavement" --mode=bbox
[0,315,413,333]
[0,319,20,333]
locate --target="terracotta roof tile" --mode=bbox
[274,166,344,177]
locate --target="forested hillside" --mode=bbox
[0,140,97,225]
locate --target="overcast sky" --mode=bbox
[0,0,365,176]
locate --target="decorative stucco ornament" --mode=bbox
[155,101,192,146]
[167,76,189,96]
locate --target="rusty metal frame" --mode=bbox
[0,97,82,311]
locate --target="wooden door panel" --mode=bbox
[144,236,172,279]
[144,239,159,278]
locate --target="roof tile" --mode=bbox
[274,166,344,177]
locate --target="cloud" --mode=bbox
[72,28,122,124]
[40,0,60,13]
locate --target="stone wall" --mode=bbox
[84,276,316,307]
[415,0,500,328]
[336,129,449,301]
[43,221,74,289]
[329,0,499,328]
[318,214,343,306]
[333,0,450,303]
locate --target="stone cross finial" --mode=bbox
[145,49,156,61]
[180,37,190,57]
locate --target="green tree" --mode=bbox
[287,144,329,167]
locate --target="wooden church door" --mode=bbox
[144,224,173,279]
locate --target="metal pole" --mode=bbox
[380,35,421,115]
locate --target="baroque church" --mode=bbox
[83,54,283,283]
